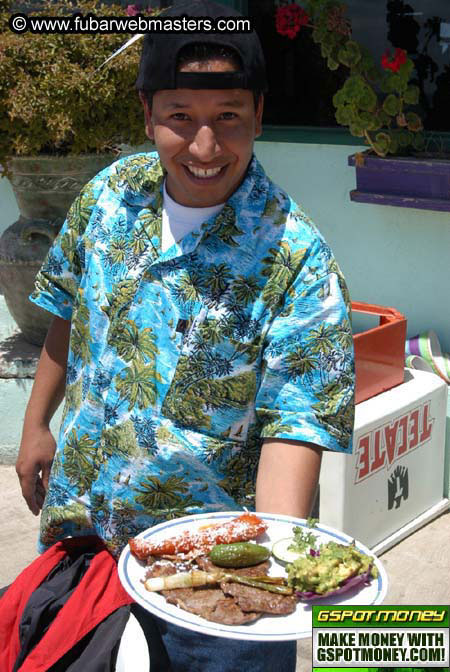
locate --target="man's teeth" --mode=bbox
[187,166,222,178]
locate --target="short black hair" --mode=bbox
[177,42,242,70]
[140,42,262,109]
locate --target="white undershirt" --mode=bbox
[161,180,225,252]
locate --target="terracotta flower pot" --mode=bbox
[0,154,116,346]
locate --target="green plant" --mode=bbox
[275,1,425,157]
[0,0,150,177]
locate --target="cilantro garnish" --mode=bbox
[288,523,318,554]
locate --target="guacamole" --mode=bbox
[287,540,378,596]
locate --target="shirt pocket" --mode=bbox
[161,308,262,443]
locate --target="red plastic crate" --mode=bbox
[352,301,407,404]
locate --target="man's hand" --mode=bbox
[15,316,70,515]
[16,426,57,515]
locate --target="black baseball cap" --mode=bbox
[135,0,267,92]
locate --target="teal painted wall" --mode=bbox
[1,140,449,353]
[254,141,450,354]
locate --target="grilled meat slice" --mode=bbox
[164,587,260,625]
[220,583,297,615]
[144,554,295,625]
[147,560,261,625]
[145,559,192,580]
[208,598,260,625]
[163,587,222,607]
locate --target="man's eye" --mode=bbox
[172,113,189,121]
[220,112,237,120]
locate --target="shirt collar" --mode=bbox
[123,151,266,208]
[122,152,270,255]
[121,152,165,211]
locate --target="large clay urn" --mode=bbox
[0,154,116,346]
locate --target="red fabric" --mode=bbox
[0,537,133,672]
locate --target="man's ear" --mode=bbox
[139,91,154,141]
[254,94,264,139]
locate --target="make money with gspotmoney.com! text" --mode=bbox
[9,12,252,35]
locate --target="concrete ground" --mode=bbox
[1,465,449,671]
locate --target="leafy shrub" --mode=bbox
[0,0,149,176]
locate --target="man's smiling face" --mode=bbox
[140,59,263,208]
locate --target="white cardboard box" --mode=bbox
[319,368,449,554]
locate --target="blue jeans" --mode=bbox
[131,605,297,672]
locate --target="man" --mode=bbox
[16,1,354,669]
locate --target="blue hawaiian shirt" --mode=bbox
[30,152,355,556]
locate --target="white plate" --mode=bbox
[118,511,388,641]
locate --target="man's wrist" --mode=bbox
[22,409,52,431]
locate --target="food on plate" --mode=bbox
[286,539,378,600]
[287,519,319,554]
[220,582,296,613]
[272,536,313,564]
[126,517,381,627]
[144,569,224,591]
[143,556,297,626]
[129,513,267,561]
[272,518,319,564]
[144,568,293,595]
[209,541,270,568]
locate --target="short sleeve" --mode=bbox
[29,177,102,321]
[255,237,355,454]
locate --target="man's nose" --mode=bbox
[189,124,221,162]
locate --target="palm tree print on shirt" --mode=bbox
[30,151,354,555]
[133,475,202,516]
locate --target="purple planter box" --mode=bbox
[348,152,450,212]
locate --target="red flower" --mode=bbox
[276,3,310,40]
[381,47,407,72]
